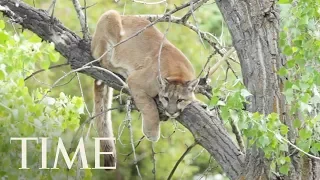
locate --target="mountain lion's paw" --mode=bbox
[143,129,160,142]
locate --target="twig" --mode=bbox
[167,141,197,180]
[225,59,238,79]
[197,156,214,180]
[197,51,216,78]
[69,106,121,154]
[75,72,91,117]
[0,5,23,23]
[181,0,209,23]
[207,47,235,78]
[47,0,57,20]
[126,98,142,179]
[124,136,145,161]
[229,117,245,152]
[81,2,97,10]
[39,65,127,102]
[24,63,69,81]
[133,0,166,5]
[157,15,171,78]
[72,0,89,40]
[86,1,200,75]
[189,0,205,47]
[151,142,156,180]
[83,0,88,37]
[251,117,320,161]
[137,14,240,69]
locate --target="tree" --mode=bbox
[0,0,319,179]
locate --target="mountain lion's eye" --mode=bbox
[177,99,183,103]
[164,97,169,101]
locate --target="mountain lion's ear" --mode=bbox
[186,79,199,91]
[157,76,169,87]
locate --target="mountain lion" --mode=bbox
[91,10,199,167]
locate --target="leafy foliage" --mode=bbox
[0,21,88,179]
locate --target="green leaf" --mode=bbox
[210,96,219,105]
[279,143,288,152]
[278,67,288,76]
[293,119,301,128]
[0,20,5,29]
[0,69,5,80]
[279,164,289,175]
[49,52,60,62]
[280,124,288,136]
[258,136,270,147]
[283,46,293,55]
[311,142,320,154]
[278,0,292,4]
[286,59,295,68]
[299,15,309,25]
[299,129,312,139]
[40,60,50,70]
[0,31,9,43]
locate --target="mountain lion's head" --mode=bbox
[158,77,199,119]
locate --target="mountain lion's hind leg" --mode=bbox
[127,77,160,142]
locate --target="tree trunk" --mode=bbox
[216,0,320,179]
[216,0,283,179]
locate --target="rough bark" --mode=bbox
[215,0,320,179]
[0,0,244,179]
[216,0,283,179]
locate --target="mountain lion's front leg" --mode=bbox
[127,77,160,142]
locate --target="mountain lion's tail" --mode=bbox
[94,80,116,168]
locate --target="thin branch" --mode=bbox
[189,0,205,47]
[75,72,91,117]
[207,47,235,78]
[72,0,89,40]
[84,1,202,81]
[229,118,245,152]
[197,51,216,78]
[197,156,214,180]
[69,106,121,154]
[47,0,57,20]
[225,58,238,79]
[151,142,156,180]
[24,63,69,81]
[157,15,171,78]
[39,65,128,102]
[167,141,197,180]
[124,136,145,161]
[133,0,166,5]
[81,2,97,10]
[137,14,239,68]
[126,98,142,179]
[181,0,209,23]
[98,0,202,60]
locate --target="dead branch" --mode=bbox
[72,0,89,40]
[181,0,209,23]
[207,47,235,77]
[24,63,69,81]
[167,141,197,180]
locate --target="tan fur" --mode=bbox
[94,80,116,167]
[91,10,198,165]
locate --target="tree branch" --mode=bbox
[167,141,197,180]
[72,0,89,40]
[0,1,244,179]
